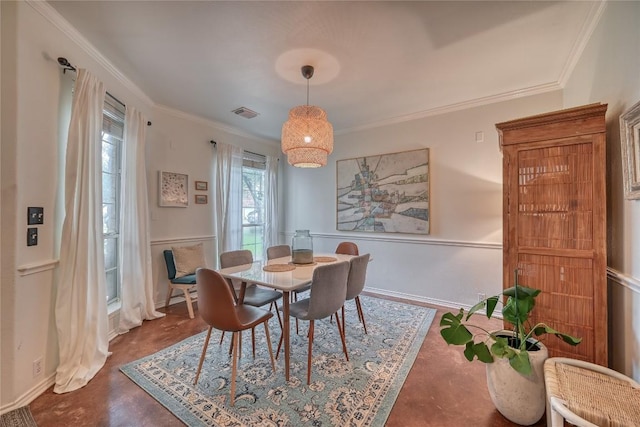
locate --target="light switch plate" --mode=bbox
[27,228,38,246]
[28,207,44,225]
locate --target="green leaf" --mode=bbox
[508,350,532,376]
[490,336,512,358]
[440,310,473,345]
[464,341,493,363]
[466,296,500,320]
[502,294,535,325]
[532,324,582,346]
[503,285,541,298]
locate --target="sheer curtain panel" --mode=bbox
[118,107,165,334]
[215,142,244,257]
[263,155,279,252]
[55,69,109,393]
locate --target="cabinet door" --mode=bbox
[504,134,607,365]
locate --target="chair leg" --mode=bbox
[219,331,226,345]
[355,296,367,334]
[272,302,283,330]
[293,293,300,334]
[228,330,243,358]
[334,312,349,361]
[165,286,174,309]
[182,288,195,319]
[341,305,346,337]
[263,321,276,372]
[275,328,285,360]
[252,327,256,358]
[307,320,314,385]
[230,331,238,406]
[194,326,213,385]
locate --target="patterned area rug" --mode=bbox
[121,296,435,426]
[0,407,38,427]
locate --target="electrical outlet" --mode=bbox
[33,357,43,377]
[477,293,486,302]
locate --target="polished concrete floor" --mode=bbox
[29,294,545,426]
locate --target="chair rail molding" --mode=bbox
[608,267,640,295]
[281,231,501,250]
[16,259,59,276]
[150,235,216,246]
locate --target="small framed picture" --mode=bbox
[195,194,208,204]
[195,181,208,191]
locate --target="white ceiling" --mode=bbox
[48,1,603,142]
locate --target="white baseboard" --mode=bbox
[0,373,56,415]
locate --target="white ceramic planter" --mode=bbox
[485,332,549,426]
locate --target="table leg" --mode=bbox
[283,290,290,381]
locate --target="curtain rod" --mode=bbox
[57,57,152,126]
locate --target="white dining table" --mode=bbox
[216,253,355,381]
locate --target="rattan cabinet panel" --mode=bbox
[496,103,607,366]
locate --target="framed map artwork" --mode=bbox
[336,148,429,234]
[159,171,188,207]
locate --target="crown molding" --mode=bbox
[154,104,280,147]
[335,81,562,136]
[557,1,608,88]
[26,0,154,107]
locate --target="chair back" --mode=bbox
[196,268,241,331]
[163,250,177,280]
[346,253,370,300]
[335,241,359,255]
[307,261,350,319]
[267,245,291,260]
[220,249,253,268]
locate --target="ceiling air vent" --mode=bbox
[232,107,259,119]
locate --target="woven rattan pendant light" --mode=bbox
[281,65,334,168]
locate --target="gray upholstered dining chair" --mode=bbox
[219,250,283,356]
[342,253,371,335]
[335,241,359,256]
[266,244,291,260]
[276,261,350,384]
[266,244,308,334]
[219,250,283,315]
[193,268,275,406]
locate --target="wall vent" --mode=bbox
[232,107,259,119]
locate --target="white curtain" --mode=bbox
[54,69,109,393]
[263,155,279,252]
[117,107,165,334]
[215,142,244,258]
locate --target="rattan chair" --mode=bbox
[276,261,350,384]
[193,268,275,406]
[335,241,359,256]
[544,357,640,427]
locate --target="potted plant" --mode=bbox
[439,270,581,425]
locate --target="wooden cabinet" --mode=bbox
[496,103,608,366]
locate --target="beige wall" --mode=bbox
[2,0,639,413]
[283,91,562,308]
[563,0,640,378]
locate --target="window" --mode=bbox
[102,94,125,304]
[241,152,266,261]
